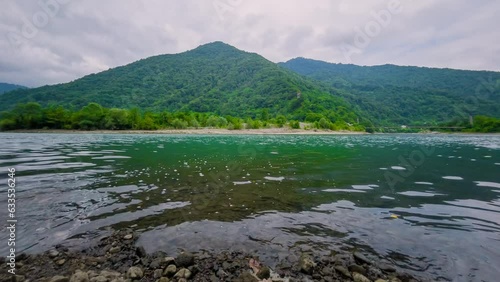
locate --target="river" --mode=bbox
[0,133,499,281]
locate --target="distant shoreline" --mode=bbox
[3,128,368,135]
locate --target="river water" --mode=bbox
[0,133,499,281]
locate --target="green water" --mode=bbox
[0,133,499,281]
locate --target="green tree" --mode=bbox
[276,115,287,128]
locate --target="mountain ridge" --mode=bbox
[0,42,362,125]
[0,82,28,95]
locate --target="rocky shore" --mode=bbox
[0,230,421,282]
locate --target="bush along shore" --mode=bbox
[0,230,422,282]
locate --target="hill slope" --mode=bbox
[0,42,360,123]
[280,58,500,125]
[0,83,27,94]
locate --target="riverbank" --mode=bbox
[0,230,420,282]
[4,128,367,135]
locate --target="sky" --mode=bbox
[1,0,499,87]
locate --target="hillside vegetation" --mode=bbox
[0,42,362,127]
[280,58,500,126]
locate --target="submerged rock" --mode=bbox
[354,252,372,265]
[256,266,271,279]
[299,254,316,275]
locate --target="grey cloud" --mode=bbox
[0,0,498,87]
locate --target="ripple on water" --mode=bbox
[323,189,366,193]
[475,181,500,189]
[233,181,252,185]
[391,166,407,171]
[264,176,285,181]
[415,182,433,185]
[92,156,131,160]
[398,191,445,197]
[352,184,379,190]
[442,176,464,180]
[381,196,395,200]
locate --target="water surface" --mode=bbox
[0,133,499,281]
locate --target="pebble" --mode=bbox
[48,250,60,258]
[174,268,192,279]
[123,234,133,240]
[379,262,396,272]
[135,246,147,258]
[235,271,259,282]
[56,259,66,266]
[176,252,195,267]
[69,270,89,282]
[109,246,121,254]
[349,264,366,275]
[127,266,144,280]
[353,272,372,282]
[89,276,107,282]
[13,275,25,282]
[153,269,163,279]
[334,265,352,278]
[49,276,69,282]
[164,264,177,277]
[164,256,175,265]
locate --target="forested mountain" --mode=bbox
[3,43,499,129]
[280,58,500,125]
[0,83,27,94]
[0,42,361,124]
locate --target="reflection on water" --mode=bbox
[0,133,499,281]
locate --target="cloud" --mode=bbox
[0,0,498,87]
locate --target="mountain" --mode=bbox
[0,83,27,94]
[0,42,360,124]
[280,58,500,125]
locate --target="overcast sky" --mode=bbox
[1,0,499,87]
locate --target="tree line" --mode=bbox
[0,102,366,131]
